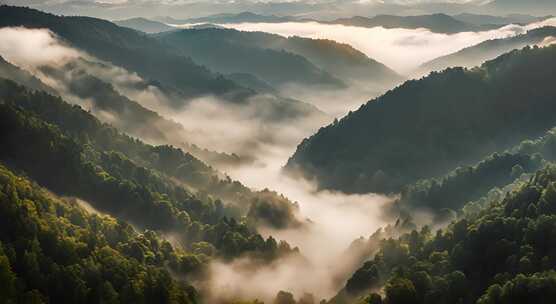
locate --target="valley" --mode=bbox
[1,2,556,304]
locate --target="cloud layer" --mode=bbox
[215,17,556,74]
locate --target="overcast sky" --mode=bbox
[3,0,556,20]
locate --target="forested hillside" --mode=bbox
[155,28,400,89]
[0,164,200,303]
[0,56,54,94]
[386,125,556,223]
[0,79,302,261]
[418,26,556,75]
[0,5,249,101]
[4,3,556,304]
[332,163,556,304]
[287,45,556,194]
[0,54,251,168]
[155,28,344,89]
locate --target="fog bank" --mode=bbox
[0,25,394,303]
[208,17,556,74]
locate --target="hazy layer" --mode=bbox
[0,25,390,303]
[199,17,556,74]
[199,121,391,301]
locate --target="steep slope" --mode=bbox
[286,45,556,194]
[0,54,247,168]
[386,123,556,225]
[0,6,328,166]
[0,5,250,101]
[328,14,492,34]
[226,72,278,94]
[114,17,176,33]
[0,163,199,304]
[265,35,402,86]
[155,28,400,89]
[332,164,556,304]
[0,55,54,94]
[155,28,345,88]
[0,79,304,246]
[418,26,556,75]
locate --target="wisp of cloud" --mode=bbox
[207,17,556,74]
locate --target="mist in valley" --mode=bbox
[5,9,556,303]
[0,25,398,302]
[198,17,556,75]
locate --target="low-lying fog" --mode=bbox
[0,26,393,301]
[210,136,392,301]
[181,17,556,74]
[13,18,556,301]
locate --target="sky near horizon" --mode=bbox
[4,0,556,20]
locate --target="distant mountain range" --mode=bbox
[0,5,248,102]
[0,5,329,168]
[151,11,550,35]
[155,12,295,25]
[452,13,551,26]
[326,13,495,34]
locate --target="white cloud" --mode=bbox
[0,27,79,69]
[210,17,556,74]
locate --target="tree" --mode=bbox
[385,278,417,304]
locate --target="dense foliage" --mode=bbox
[389,125,556,223]
[287,45,556,194]
[389,152,543,222]
[334,164,556,304]
[419,26,556,74]
[0,163,199,303]
[0,79,299,262]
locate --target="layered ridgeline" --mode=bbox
[331,106,556,304]
[0,5,321,123]
[160,12,295,25]
[331,163,556,304]
[0,54,250,168]
[154,28,401,90]
[0,56,54,94]
[158,12,499,34]
[0,5,328,166]
[155,29,345,89]
[452,13,549,26]
[387,125,556,224]
[327,14,494,34]
[0,6,248,101]
[418,26,556,76]
[0,78,305,264]
[287,45,556,194]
